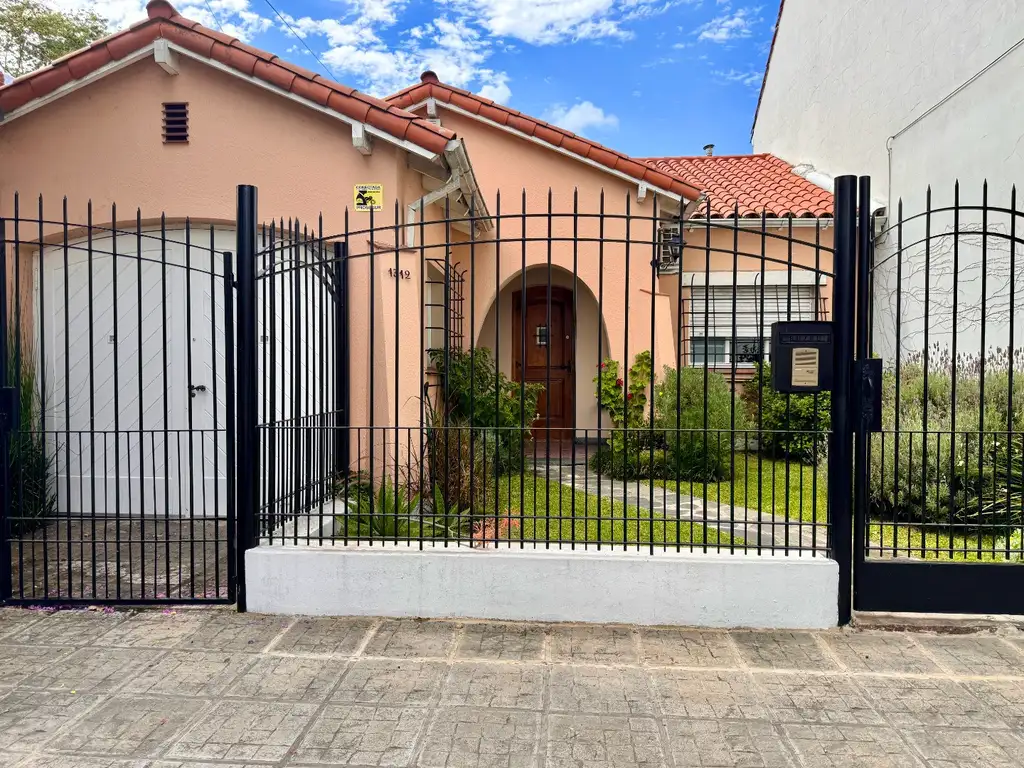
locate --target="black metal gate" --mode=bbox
[0,199,237,605]
[850,176,1024,615]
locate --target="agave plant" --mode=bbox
[349,482,422,539]
[424,484,470,538]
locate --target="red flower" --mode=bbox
[599,362,607,369]
[627,393,634,400]
[615,378,623,387]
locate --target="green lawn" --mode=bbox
[651,453,1014,560]
[866,523,1008,562]
[338,472,740,549]
[652,453,827,525]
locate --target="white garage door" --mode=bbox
[36,227,234,518]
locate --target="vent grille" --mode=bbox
[163,102,188,143]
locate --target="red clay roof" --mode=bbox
[388,73,702,201]
[640,153,833,219]
[0,0,454,156]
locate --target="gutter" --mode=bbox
[684,216,833,230]
[405,138,493,248]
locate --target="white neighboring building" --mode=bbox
[752,0,1024,362]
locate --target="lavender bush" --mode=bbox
[869,344,1024,529]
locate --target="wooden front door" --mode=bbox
[512,286,574,436]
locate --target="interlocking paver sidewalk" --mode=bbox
[2,606,1024,767]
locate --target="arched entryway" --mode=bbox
[477,266,612,442]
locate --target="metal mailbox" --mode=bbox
[769,321,834,394]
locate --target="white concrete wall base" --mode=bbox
[246,546,839,629]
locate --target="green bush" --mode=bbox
[589,444,668,480]
[429,346,542,476]
[589,351,657,478]
[742,363,830,464]
[425,411,484,513]
[869,354,1024,529]
[655,366,747,481]
[594,351,653,432]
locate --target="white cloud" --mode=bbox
[696,7,757,42]
[299,12,512,98]
[52,0,273,41]
[439,0,677,45]
[285,16,381,48]
[478,73,512,103]
[543,101,618,136]
[712,67,763,87]
[52,0,146,28]
[642,56,676,67]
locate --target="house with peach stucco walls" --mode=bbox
[388,70,835,404]
[0,1,834,514]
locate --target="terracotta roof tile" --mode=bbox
[639,153,833,218]
[388,75,702,200]
[0,0,455,157]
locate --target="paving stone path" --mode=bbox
[532,460,825,553]
[2,606,1024,766]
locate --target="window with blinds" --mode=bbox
[687,284,820,365]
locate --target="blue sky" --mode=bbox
[64,0,778,157]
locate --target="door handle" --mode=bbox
[189,384,208,398]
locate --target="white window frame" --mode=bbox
[686,275,823,368]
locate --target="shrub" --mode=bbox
[869,350,1024,529]
[655,366,746,481]
[742,363,830,464]
[589,444,669,479]
[425,408,481,513]
[590,351,656,478]
[7,341,56,538]
[594,351,653,432]
[428,346,542,475]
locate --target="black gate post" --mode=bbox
[235,185,259,612]
[333,241,349,475]
[223,251,238,603]
[0,219,10,603]
[852,176,873,611]
[829,175,858,625]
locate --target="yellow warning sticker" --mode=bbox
[354,183,383,212]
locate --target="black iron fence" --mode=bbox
[7,177,1018,617]
[239,188,837,559]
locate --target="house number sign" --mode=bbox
[388,268,411,279]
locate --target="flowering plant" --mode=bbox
[593,350,652,429]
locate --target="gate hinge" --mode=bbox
[853,359,882,434]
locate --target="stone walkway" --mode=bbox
[533,461,825,552]
[2,607,1024,766]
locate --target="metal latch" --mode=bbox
[854,359,882,434]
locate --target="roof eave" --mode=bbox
[400,95,701,202]
[444,138,493,231]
